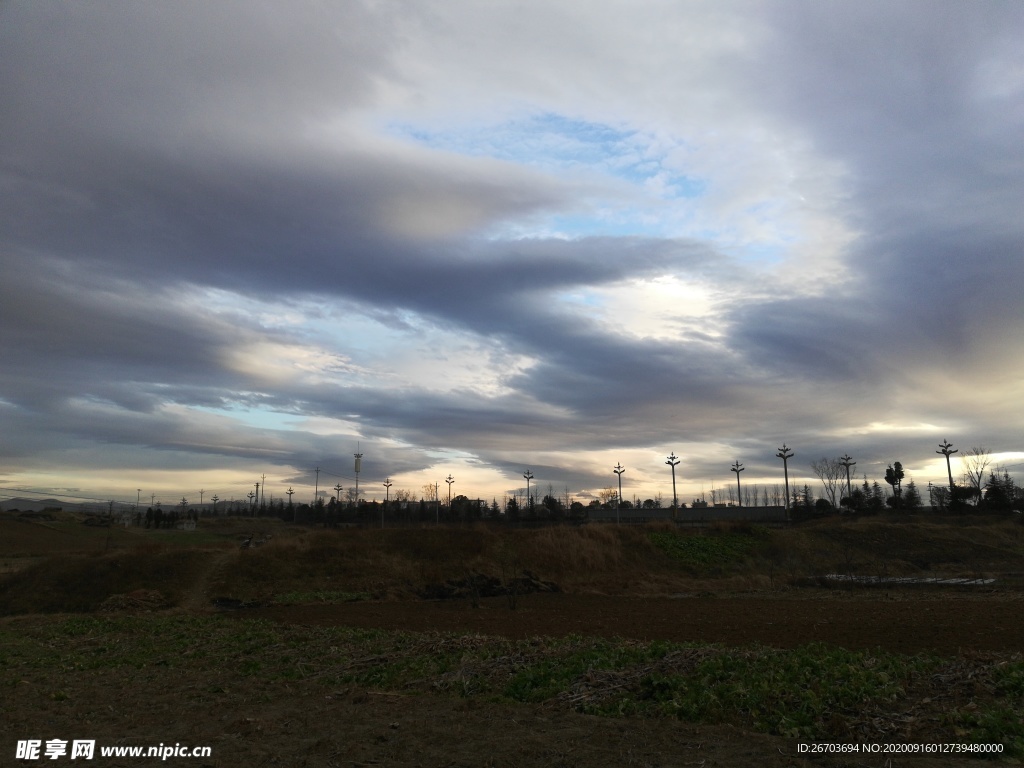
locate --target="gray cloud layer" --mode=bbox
[2,1,1022,500]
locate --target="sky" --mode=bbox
[2,1,1023,509]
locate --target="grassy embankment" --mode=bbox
[3,513,1024,611]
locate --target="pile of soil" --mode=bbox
[416,570,560,600]
[98,589,169,612]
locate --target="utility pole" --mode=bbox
[254,482,260,516]
[937,440,957,495]
[314,467,321,506]
[211,495,219,515]
[731,461,745,507]
[286,487,294,511]
[260,474,266,512]
[334,483,343,505]
[776,444,794,513]
[383,478,392,529]
[446,474,454,519]
[613,463,625,524]
[839,455,855,502]
[665,452,680,514]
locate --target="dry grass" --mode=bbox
[0,546,224,614]
[2,515,1023,614]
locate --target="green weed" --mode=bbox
[648,531,758,570]
[3,613,1022,757]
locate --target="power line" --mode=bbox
[0,486,136,505]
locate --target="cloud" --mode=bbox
[2,1,1022,503]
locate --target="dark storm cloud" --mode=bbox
[736,0,1024,351]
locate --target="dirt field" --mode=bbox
[242,589,1024,655]
[4,516,1024,766]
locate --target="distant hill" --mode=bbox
[0,498,70,512]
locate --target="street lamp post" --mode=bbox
[383,478,392,529]
[937,440,957,496]
[613,463,625,524]
[666,452,680,514]
[354,449,363,506]
[446,475,454,519]
[523,470,534,516]
[776,444,794,513]
[839,455,856,503]
[731,461,745,507]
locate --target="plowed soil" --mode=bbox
[242,589,1024,655]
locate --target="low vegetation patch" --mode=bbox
[647,529,761,571]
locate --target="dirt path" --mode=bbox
[181,548,237,611]
[239,590,1024,655]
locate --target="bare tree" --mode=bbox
[744,484,756,507]
[810,457,845,508]
[963,447,992,506]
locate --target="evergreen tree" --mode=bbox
[844,487,867,513]
[903,479,923,510]
[868,481,885,513]
[983,470,1019,512]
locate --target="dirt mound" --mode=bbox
[211,596,270,610]
[99,589,169,612]
[417,570,560,600]
[0,549,211,615]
